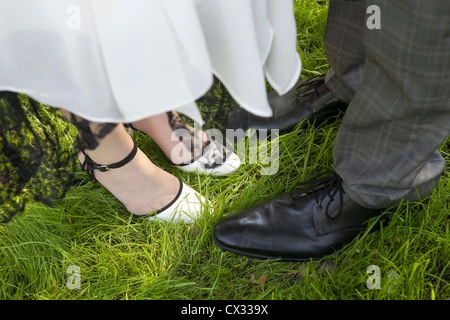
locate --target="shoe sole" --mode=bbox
[212,232,334,262]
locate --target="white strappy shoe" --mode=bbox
[124,123,240,176]
[79,142,211,223]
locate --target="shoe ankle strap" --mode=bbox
[80,141,138,180]
[123,123,137,130]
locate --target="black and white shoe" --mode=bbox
[175,140,240,176]
[124,123,240,176]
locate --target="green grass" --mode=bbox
[0,0,449,300]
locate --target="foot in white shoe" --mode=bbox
[126,112,241,176]
[79,140,212,223]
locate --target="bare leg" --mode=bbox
[131,111,208,165]
[62,111,180,215]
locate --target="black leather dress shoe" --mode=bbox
[213,172,384,261]
[226,75,348,133]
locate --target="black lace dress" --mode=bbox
[0,92,116,223]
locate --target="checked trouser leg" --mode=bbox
[323,0,450,208]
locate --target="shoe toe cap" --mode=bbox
[149,183,212,223]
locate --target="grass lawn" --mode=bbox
[0,0,449,301]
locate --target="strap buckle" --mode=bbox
[79,141,137,180]
[96,165,110,172]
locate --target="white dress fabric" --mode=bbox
[0,0,301,124]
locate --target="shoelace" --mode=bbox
[294,74,325,97]
[289,171,344,219]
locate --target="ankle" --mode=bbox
[79,140,181,215]
[82,124,135,165]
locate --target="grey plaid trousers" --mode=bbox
[322,0,450,208]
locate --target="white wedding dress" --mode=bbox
[0,0,301,125]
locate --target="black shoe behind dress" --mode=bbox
[226,74,349,133]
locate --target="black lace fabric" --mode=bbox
[0,91,116,223]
